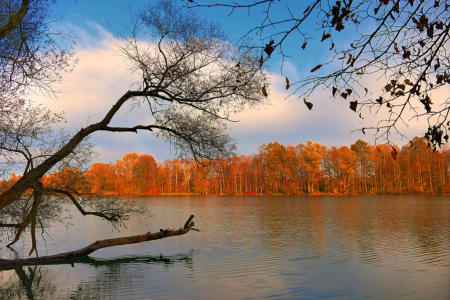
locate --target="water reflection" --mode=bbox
[69,254,194,300]
[0,195,449,299]
[217,196,449,267]
[0,266,56,300]
[0,253,194,300]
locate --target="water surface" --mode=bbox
[0,195,449,299]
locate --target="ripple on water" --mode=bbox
[1,195,449,300]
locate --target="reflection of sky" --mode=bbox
[35,1,441,163]
[1,195,449,299]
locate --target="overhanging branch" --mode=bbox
[43,188,122,222]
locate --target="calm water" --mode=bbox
[0,195,449,299]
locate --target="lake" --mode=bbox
[0,195,449,299]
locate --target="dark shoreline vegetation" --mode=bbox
[1,137,448,196]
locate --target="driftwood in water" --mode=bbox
[0,215,197,268]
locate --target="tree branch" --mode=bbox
[0,90,157,211]
[6,183,43,248]
[0,223,20,228]
[0,0,29,39]
[0,215,197,268]
[43,188,122,222]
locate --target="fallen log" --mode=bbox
[0,215,197,269]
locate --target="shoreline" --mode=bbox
[90,192,447,197]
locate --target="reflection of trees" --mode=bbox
[69,254,194,300]
[246,196,449,265]
[0,266,56,300]
[410,199,450,263]
[0,253,194,300]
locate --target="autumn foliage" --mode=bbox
[1,138,448,196]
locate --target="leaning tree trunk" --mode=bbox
[0,215,197,269]
[0,90,157,212]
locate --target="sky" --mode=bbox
[39,0,430,164]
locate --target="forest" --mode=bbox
[2,137,447,196]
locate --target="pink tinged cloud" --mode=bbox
[33,24,434,162]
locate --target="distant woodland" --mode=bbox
[2,138,448,196]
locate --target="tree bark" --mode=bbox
[0,215,196,269]
[0,90,157,211]
[0,0,29,39]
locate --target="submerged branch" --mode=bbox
[0,215,197,269]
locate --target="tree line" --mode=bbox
[0,0,265,252]
[3,137,447,196]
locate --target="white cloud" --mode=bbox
[33,24,437,163]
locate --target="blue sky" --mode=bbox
[40,0,427,164]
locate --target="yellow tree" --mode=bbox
[87,163,115,194]
[335,146,356,194]
[134,154,158,194]
[285,145,300,194]
[298,141,323,194]
[351,139,370,193]
[114,153,139,194]
[260,141,287,194]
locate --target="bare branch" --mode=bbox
[0,215,197,268]
[43,188,123,222]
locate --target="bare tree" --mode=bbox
[0,0,74,178]
[190,0,449,149]
[0,0,266,261]
[0,0,72,93]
